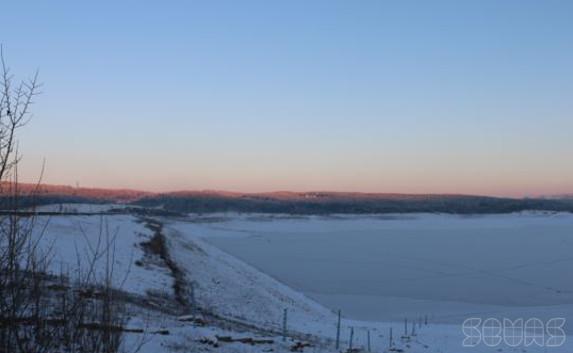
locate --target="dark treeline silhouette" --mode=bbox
[133,193,573,214]
[4,187,573,215]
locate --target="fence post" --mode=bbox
[389,327,393,348]
[282,308,288,341]
[349,327,354,351]
[425,315,428,326]
[335,309,341,350]
[367,329,371,352]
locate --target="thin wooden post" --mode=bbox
[349,327,354,351]
[335,309,341,350]
[389,327,393,348]
[424,314,428,326]
[367,329,371,352]
[282,308,288,341]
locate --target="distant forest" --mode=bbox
[2,184,573,214]
[132,193,573,214]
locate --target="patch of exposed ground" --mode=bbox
[138,218,190,308]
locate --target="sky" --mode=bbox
[2,0,572,197]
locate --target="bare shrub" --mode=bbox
[0,46,135,353]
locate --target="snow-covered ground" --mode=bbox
[26,209,573,352]
[33,214,173,296]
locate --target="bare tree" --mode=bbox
[0,44,43,353]
[0,46,136,353]
[0,45,39,184]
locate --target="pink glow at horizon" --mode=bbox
[6,1,573,198]
[18,155,573,198]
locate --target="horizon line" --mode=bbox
[6,181,570,200]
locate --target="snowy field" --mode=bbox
[186,213,573,330]
[25,210,573,352]
[32,213,173,296]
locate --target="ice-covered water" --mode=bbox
[189,212,573,330]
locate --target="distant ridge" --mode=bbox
[1,182,494,201]
[0,182,151,201]
[2,182,573,214]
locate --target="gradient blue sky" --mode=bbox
[3,0,572,196]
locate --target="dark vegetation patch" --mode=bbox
[133,194,573,215]
[215,335,274,345]
[139,218,189,308]
[4,186,573,215]
[290,341,313,352]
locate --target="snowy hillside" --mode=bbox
[27,209,573,353]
